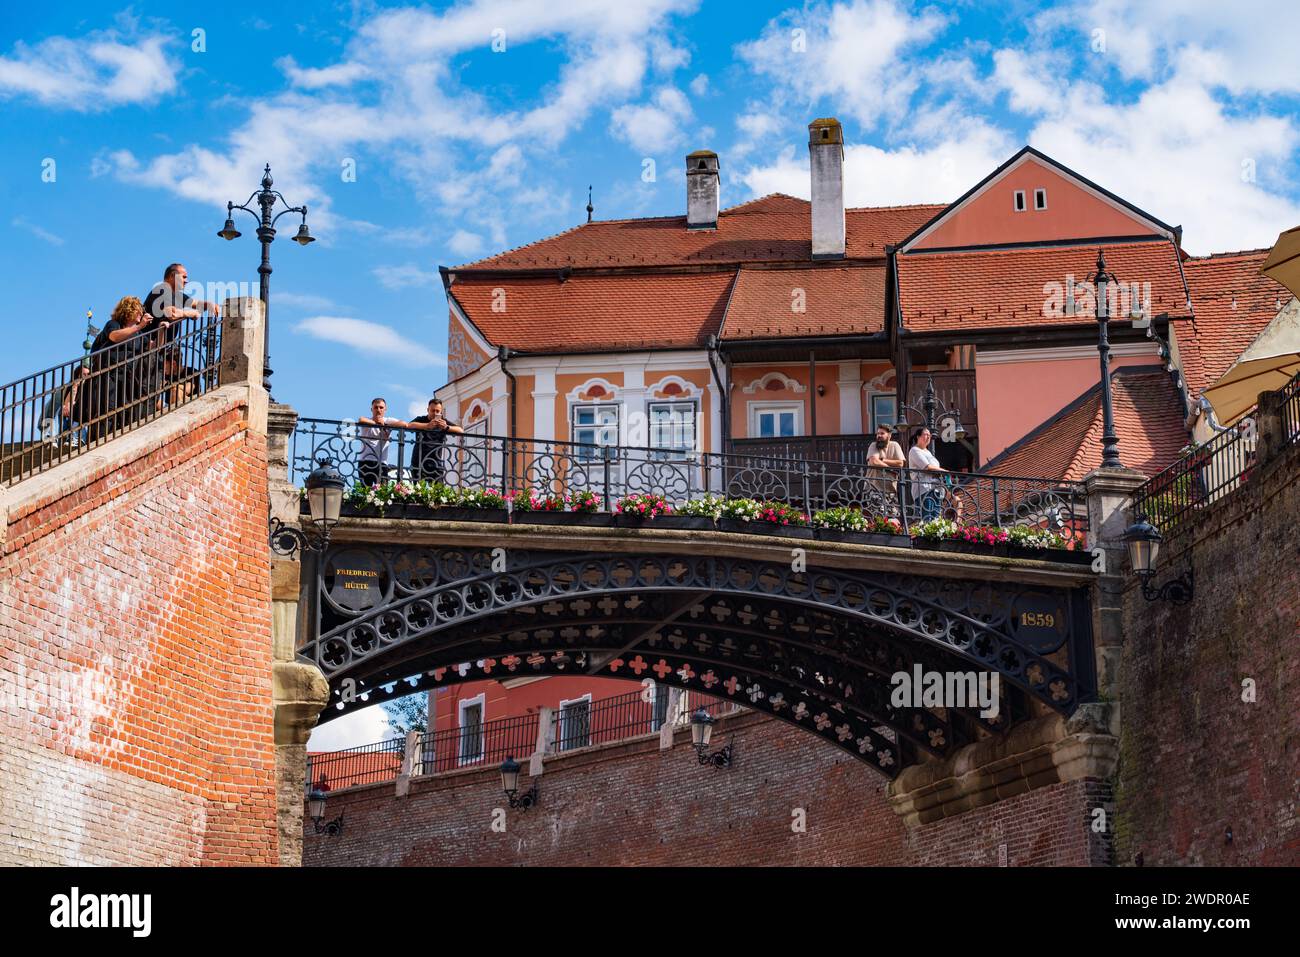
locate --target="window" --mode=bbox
[651,684,671,732]
[458,693,485,764]
[648,400,697,455]
[750,402,802,438]
[1034,188,1047,210]
[572,404,619,460]
[1013,190,1026,212]
[870,394,898,434]
[558,695,592,751]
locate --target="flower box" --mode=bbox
[815,528,911,548]
[718,517,815,539]
[512,510,613,527]
[616,513,715,531]
[1006,544,1094,566]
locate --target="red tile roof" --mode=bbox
[307,749,403,791]
[984,367,1188,481]
[896,240,1190,334]
[454,194,943,270]
[1179,249,1290,399]
[720,264,887,340]
[451,271,735,353]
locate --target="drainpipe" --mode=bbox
[498,344,515,440]
[706,334,727,453]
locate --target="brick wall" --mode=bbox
[303,711,1105,866]
[1117,436,1300,866]
[0,389,277,865]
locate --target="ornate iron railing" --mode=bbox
[290,418,1086,536]
[418,711,540,776]
[1130,416,1258,536]
[551,687,737,752]
[0,314,222,486]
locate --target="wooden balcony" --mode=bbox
[727,434,877,464]
[905,370,977,438]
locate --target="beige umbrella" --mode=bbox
[1262,225,1300,299]
[1203,296,1300,424]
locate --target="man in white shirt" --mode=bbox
[907,427,946,521]
[357,397,406,486]
[865,424,906,506]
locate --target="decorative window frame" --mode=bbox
[1034,188,1048,210]
[646,374,704,401]
[741,371,805,395]
[647,398,701,455]
[457,691,487,765]
[1013,189,1027,212]
[747,400,804,438]
[462,398,490,427]
[565,377,621,403]
[557,693,593,752]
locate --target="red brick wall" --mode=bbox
[0,395,277,865]
[303,711,1105,866]
[1117,438,1300,866]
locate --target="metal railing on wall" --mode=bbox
[289,418,1086,536]
[0,315,222,487]
[306,690,743,791]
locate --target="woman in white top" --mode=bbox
[907,427,946,521]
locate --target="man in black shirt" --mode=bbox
[142,263,222,341]
[407,398,463,482]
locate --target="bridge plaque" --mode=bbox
[325,549,386,612]
[1009,592,1068,654]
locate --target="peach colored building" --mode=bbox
[428,120,1288,731]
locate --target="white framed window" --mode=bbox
[870,394,898,433]
[571,403,620,460]
[648,400,698,455]
[1013,190,1026,212]
[462,417,489,437]
[1034,188,1047,210]
[457,692,486,765]
[748,401,802,438]
[558,694,592,751]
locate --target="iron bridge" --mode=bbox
[299,541,1095,780]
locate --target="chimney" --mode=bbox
[808,118,845,259]
[686,150,720,229]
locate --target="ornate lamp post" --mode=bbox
[1089,250,1124,469]
[218,164,315,394]
[306,789,344,836]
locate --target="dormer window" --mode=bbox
[1034,188,1047,210]
[1013,190,1026,212]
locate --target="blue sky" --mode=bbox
[4,1,1299,748]
[3,0,1300,432]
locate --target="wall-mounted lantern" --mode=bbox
[270,456,345,558]
[500,756,539,810]
[690,709,733,769]
[306,789,345,836]
[1122,515,1193,604]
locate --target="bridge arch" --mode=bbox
[302,545,1094,779]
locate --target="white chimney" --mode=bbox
[809,118,845,259]
[686,150,719,229]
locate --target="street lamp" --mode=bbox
[1089,250,1124,470]
[1122,515,1193,603]
[218,163,315,394]
[897,375,966,439]
[499,756,539,809]
[689,708,733,769]
[269,457,345,558]
[306,789,344,836]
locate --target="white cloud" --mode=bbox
[610,86,694,154]
[1045,0,1300,95]
[11,216,64,246]
[295,316,445,367]
[735,0,947,128]
[306,705,393,752]
[448,230,485,258]
[276,55,371,89]
[372,264,439,290]
[741,121,1014,207]
[690,73,709,96]
[0,32,179,110]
